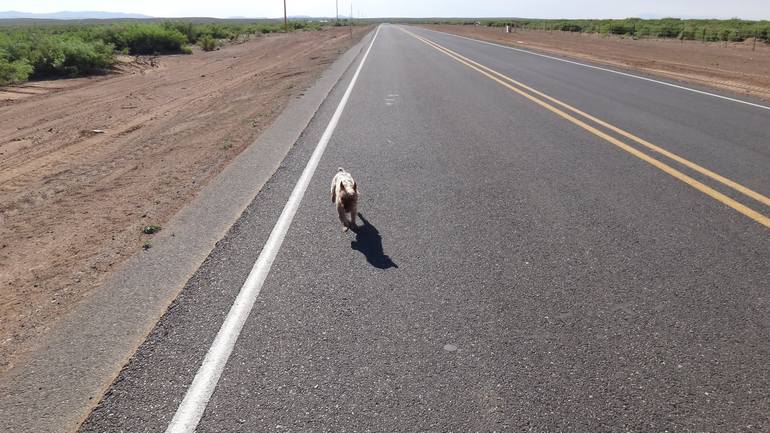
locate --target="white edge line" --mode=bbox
[413,26,770,111]
[164,25,382,433]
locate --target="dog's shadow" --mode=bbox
[351,213,398,269]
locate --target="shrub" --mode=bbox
[0,58,33,84]
[163,21,200,44]
[559,23,583,32]
[0,33,114,80]
[103,24,188,55]
[289,21,308,31]
[199,24,236,40]
[54,37,114,77]
[198,35,218,51]
[260,25,279,34]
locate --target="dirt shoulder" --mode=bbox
[0,27,368,370]
[421,25,770,101]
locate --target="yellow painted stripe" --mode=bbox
[402,29,770,229]
[410,31,770,210]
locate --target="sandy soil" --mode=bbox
[0,27,367,369]
[423,25,770,101]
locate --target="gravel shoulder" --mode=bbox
[0,27,367,370]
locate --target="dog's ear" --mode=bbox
[331,189,336,203]
[352,182,357,192]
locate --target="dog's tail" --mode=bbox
[337,167,344,172]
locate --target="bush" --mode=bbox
[58,38,114,76]
[259,25,280,34]
[103,24,188,55]
[287,21,323,31]
[199,24,236,40]
[0,32,113,81]
[0,58,33,84]
[163,21,199,44]
[198,35,218,51]
[560,23,583,32]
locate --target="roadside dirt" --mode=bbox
[423,25,770,101]
[0,27,368,370]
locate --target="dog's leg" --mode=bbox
[337,204,349,232]
[348,203,357,230]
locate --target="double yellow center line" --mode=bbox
[401,28,770,229]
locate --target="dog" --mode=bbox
[331,168,358,232]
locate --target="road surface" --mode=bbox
[79,25,769,432]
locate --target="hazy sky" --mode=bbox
[3,0,769,20]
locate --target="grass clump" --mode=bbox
[142,224,162,234]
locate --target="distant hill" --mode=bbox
[0,10,152,20]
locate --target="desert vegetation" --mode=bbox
[0,20,325,85]
[408,17,770,43]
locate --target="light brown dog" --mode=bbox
[331,168,358,232]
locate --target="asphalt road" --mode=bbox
[79,25,769,432]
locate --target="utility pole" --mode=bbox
[349,1,353,39]
[336,0,339,23]
[283,0,288,32]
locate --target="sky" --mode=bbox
[3,0,769,20]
